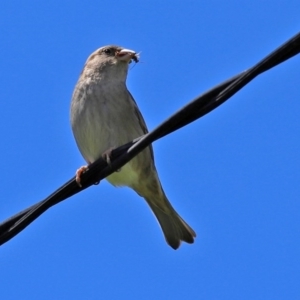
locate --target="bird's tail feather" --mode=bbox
[145,195,196,250]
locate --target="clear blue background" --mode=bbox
[0,1,299,299]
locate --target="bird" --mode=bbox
[70,45,196,249]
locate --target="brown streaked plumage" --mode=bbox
[70,45,196,249]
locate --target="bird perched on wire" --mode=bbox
[70,45,196,249]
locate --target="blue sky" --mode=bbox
[0,1,299,299]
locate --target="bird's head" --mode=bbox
[81,45,139,82]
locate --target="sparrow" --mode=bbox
[70,45,196,249]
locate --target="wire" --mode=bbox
[0,31,299,246]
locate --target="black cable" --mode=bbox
[0,32,299,246]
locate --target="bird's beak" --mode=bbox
[116,48,139,63]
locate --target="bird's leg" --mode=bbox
[102,147,121,172]
[75,165,89,187]
[76,147,122,188]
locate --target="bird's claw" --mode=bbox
[75,165,89,187]
[102,148,121,172]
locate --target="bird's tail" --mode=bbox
[145,194,196,249]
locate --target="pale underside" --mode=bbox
[71,77,153,188]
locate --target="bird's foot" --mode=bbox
[75,165,89,187]
[102,148,121,172]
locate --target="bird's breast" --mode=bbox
[71,80,146,183]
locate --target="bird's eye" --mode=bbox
[103,48,112,55]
